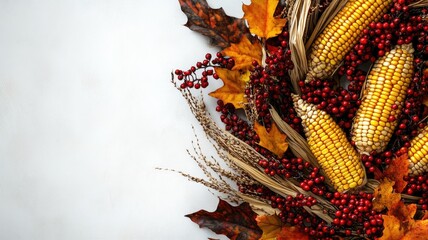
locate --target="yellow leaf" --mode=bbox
[373,178,401,212]
[209,68,250,109]
[222,35,262,70]
[254,122,288,157]
[242,0,287,39]
[257,215,283,240]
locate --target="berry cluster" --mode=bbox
[300,80,361,131]
[174,53,233,89]
[360,150,394,173]
[403,175,428,210]
[327,192,383,238]
[246,30,302,132]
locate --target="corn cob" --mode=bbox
[306,0,393,82]
[351,44,414,155]
[292,94,366,192]
[408,125,428,176]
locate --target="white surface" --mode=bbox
[0,0,249,239]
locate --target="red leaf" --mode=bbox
[178,0,252,48]
[186,199,262,240]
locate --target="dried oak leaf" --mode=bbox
[186,199,262,240]
[256,215,283,240]
[254,122,288,158]
[222,35,263,70]
[209,68,250,109]
[242,0,287,39]
[373,178,401,212]
[178,0,251,48]
[383,154,409,193]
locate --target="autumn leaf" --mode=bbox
[277,226,309,240]
[383,154,409,193]
[379,215,406,240]
[209,68,250,108]
[254,122,288,157]
[186,198,262,240]
[373,178,401,212]
[376,177,424,240]
[379,203,418,240]
[178,0,252,48]
[242,0,287,39]
[402,219,428,240]
[222,35,263,70]
[422,211,428,220]
[257,215,283,240]
[257,214,309,240]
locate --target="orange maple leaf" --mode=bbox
[375,178,427,240]
[256,215,283,240]
[222,35,262,70]
[383,154,409,193]
[242,0,287,39]
[254,122,288,158]
[373,178,401,212]
[379,203,419,240]
[257,214,309,240]
[401,219,428,240]
[277,226,309,240]
[379,215,406,240]
[209,68,249,108]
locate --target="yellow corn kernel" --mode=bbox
[306,0,393,82]
[292,94,366,192]
[351,44,414,155]
[408,125,428,176]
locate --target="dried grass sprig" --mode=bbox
[270,108,319,168]
[409,0,428,8]
[288,0,312,93]
[176,85,336,223]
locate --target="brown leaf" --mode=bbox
[373,178,401,212]
[186,199,262,240]
[178,0,251,48]
[209,68,250,109]
[254,122,288,158]
[383,154,409,193]
[277,226,309,240]
[222,35,263,70]
[242,0,287,39]
[257,215,283,240]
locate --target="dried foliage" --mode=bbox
[242,0,287,39]
[186,199,262,240]
[178,0,251,48]
[209,68,250,109]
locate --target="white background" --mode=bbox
[0,0,250,239]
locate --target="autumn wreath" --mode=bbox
[170,0,428,239]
